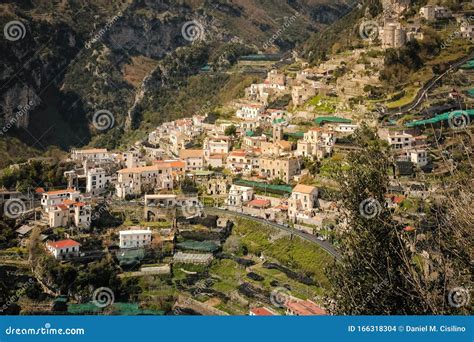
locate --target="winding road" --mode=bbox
[204,207,341,260]
[386,50,474,116]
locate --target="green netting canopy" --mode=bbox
[405,109,474,127]
[314,116,352,126]
[234,179,293,194]
[176,240,219,252]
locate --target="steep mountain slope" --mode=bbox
[0,0,352,163]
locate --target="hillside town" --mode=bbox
[0,0,472,317]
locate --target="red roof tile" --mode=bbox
[248,199,271,208]
[250,307,275,316]
[47,239,80,249]
[286,300,327,316]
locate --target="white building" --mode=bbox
[86,168,110,195]
[41,189,81,212]
[387,132,414,150]
[296,128,334,160]
[119,229,152,249]
[419,5,435,20]
[236,103,266,120]
[46,239,80,260]
[204,137,231,155]
[123,150,141,169]
[333,123,359,134]
[461,23,474,39]
[409,149,428,167]
[382,22,406,48]
[71,148,110,163]
[47,201,91,229]
[226,185,254,207]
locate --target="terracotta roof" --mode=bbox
[243,103,264,109]
[393,196,405,204]
[35,187,45,193]
[73,148,107,154]
[47,239,80,249]
[293,184,317,194]
[154,160,186,168]
[250,307,275,316]
[74,202,87,207]
[229,150,247,157]
[168,161,185,168]
[45,188,78,195]
[248,199,271,208]
[179,149,204,159]
[277,140,292,150]
[62,199,76,205]
[118,164,171,174]
[274,204,288,210]
[286,300,326,315]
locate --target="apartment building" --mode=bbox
[226,185,254,207]
[119,229,152,249]
[116,164,173,199]
[41,189,81,212]
[259,155,302,183]
[288,184,319,223]
[179,149,205,171]
[71,148,111,163]
[236,103,266,120]
[86,167,110,195]
[296,127,334,160]
[47,200,91,229]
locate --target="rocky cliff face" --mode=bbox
[0,0,351,153]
